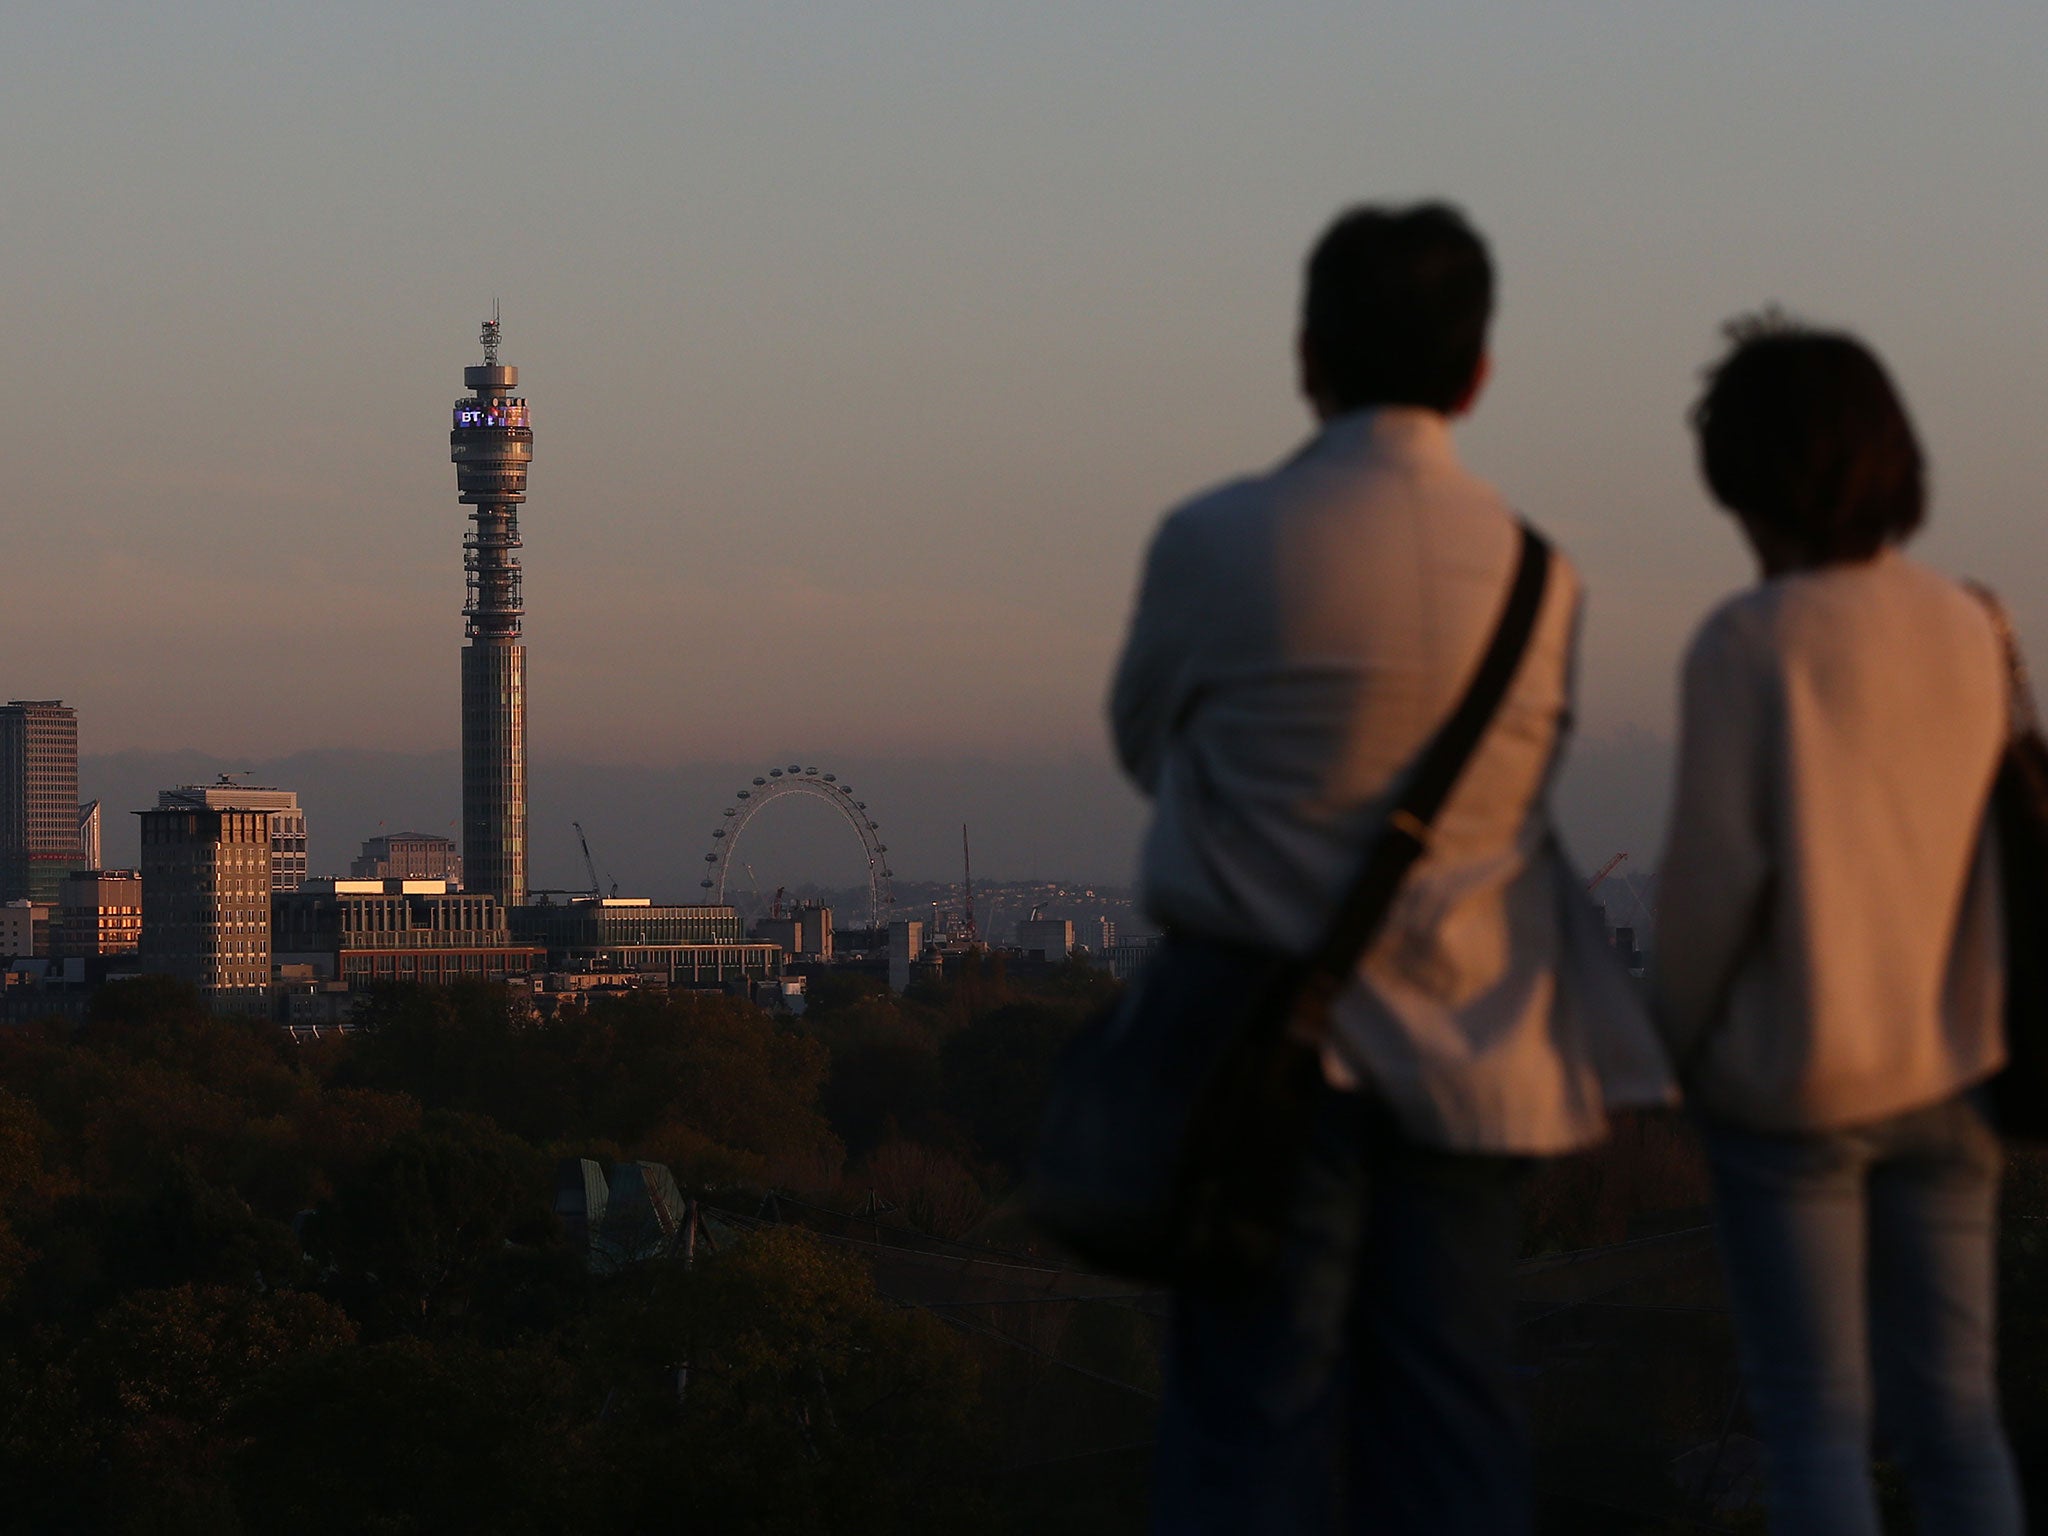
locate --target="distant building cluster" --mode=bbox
[0,324,1181,1030]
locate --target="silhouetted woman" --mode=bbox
[1654,317,2024,1534]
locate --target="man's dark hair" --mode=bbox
[1691,314,1925,563]
[1301,202,1494,413]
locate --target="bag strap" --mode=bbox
[1968,582,2040,739]
[1301,523,1554,998]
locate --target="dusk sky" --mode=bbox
[7,4,2048,885]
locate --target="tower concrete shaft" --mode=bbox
[450,316,532,908]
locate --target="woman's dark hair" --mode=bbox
[1691,314,1925,563]
[1302,203,1493,413]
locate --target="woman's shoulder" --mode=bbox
[1699,553,1993,652]
[1786,551,1999,653]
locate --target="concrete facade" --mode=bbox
[157,782,308,892]
[138,805,273,1013]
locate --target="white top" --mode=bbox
[1111,408,1673,1154]
[1652,549,2007,1131]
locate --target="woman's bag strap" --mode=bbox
[1305,523,1554,993]
[1969,582,2040,739]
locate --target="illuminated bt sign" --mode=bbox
[454,403,530,429]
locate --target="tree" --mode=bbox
[942,1000,1092,1174]
[309,1111,547,1331]
[0,1088,48,1304]
[808,997,953,1159]
[579,1227,993,1535]
[231,1338,587,1536]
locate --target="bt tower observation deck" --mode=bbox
[449,315,532,908]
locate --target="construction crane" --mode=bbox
[961,824,979,945]
[572,821,619,898]
[1585,852,1628,892]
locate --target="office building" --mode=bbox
[750,903,834,960]
[0,701,81,904]
[54,869,142,957]
[351,831,462,886]
[157,781,308,892]
[450,313,532,909]
[751,913,804,955]
[138,804,273,1014]
[1016,917,1075,962]
[77,801,101,871]
[888,919,923,993]
[510,898,779,987]
[797,903,834,960]
[275,878,542,988]
[1,901,52,958]
[1098,935,1163,983]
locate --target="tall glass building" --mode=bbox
[0,700,81,904]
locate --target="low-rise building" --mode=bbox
[275,877,542,989]
[511,898,780,987]
[0,900,53,959]
[55,869,142,957]
[1016,917,1075,962]
[1098,935,1164,983]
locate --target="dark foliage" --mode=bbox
[1,963,2041,1532]
[0,971,1062,1530]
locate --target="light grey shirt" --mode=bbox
[1653,551,2006,1131]
[1111,408,1672,1154]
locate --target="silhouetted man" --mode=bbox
[1110,202,1668,1534]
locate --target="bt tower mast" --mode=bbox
[449,311,532,908]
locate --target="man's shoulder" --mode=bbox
[1139,471,1285,588]
[1156,469,1276,539]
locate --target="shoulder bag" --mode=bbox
[1027,524,1554,1289]
[1971,586,2048,1140]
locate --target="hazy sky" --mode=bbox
[8,4,2048,881]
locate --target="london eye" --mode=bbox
[698,766,895,928]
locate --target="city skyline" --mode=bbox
[6,7,2048,885]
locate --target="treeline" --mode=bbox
[4,963,2043,1531]
[0,959,1116,1535]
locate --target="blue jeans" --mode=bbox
[1704,1092,2024,1535]
[1150,1086,1530,1535]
